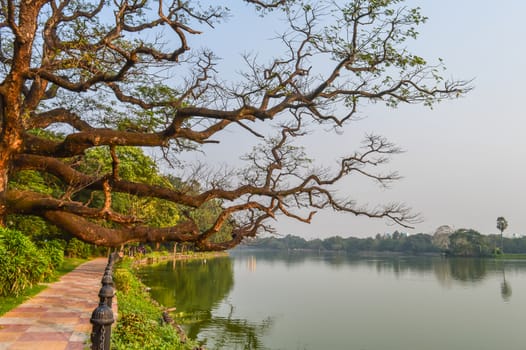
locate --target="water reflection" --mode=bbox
[138,257,273,349]
[498,261,513,302]
[247,256,257,272]
[234,250,512,285]
[139,258,233,314]
[447,258,487,282]
[139,251,526,349]
[501,277,512,301]
[234,250,521,304]
[197,306,273,350]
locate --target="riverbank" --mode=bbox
[112,251,225,349]
[132,251,228,266]
[493,253,526,259]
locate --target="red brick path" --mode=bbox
[0,258,115,350]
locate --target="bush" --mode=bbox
[40,240,65,272]
[113,267,135,294]
[65,237,92,258]
[0,228,52,296]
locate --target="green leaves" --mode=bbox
[0,228,54,296]
[497,216,508,233]
[76,146,181,228]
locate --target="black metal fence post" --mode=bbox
[90,252,118,350]
[90,301,113,350]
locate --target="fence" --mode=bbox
[90,252,118,350]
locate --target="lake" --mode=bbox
[137,250,526,350]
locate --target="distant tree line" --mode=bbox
[242,229,526,257]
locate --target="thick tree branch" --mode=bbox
[0,1,470,249]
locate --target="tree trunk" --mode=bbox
[0,160,8,227]
[0,93,9,227]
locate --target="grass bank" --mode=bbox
[132,250,228,266]
[112,257,200,350]
[493,253,526,260]
[0,257,87,316]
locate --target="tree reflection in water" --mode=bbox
[138,252,523,349]
[195,305,273,350]
[138,257,273,349]
[497,261,512,302]
[237,250,519,304]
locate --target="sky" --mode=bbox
[179,0,526,239]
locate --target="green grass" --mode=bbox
[493,253,526,259]
[53,257,87,278]
[0,284,48,316]
[0,257,87,316]
[112,258,198,350]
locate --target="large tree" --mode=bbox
[0,0,468,250]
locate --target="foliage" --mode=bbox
[113,268,134,294]
[244,230,508,257]
[496,216,508,253]
[497,217,508,233]
[0,257,85,315]
[0,0,469,250]
[175,229,511,256]
[402,233,437,254]
[8,139,233,245]
[6,215,65,241]
[65,237,93,259]
[448,229,490,257]
[76,147,181,229]
[39,239,65,271]
[112,259,196,350]
[0,228,53,296]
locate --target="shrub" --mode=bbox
[65,237,92,258]
[0,228,51,296]
[40,239,65,273]
[113,267,135,294]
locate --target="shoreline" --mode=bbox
[131,251,229,266]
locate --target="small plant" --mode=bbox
[0,228,52,296]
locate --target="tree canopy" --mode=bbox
[0,0,468,250]
[497,217,508,234]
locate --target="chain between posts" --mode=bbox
[90,252,118,350]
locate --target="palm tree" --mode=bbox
[496,217,508,254]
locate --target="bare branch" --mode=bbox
[0,0,470,249]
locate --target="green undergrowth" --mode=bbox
[0,284,47,316]
[134,250,228,266]
[0,257,87,316]
[112,258,198,350]
[493,253,526,260]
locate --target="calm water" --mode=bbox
[137,250,526,350]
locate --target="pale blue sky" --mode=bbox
[181,1,526,238]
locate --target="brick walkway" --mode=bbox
[0,258,113,350]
